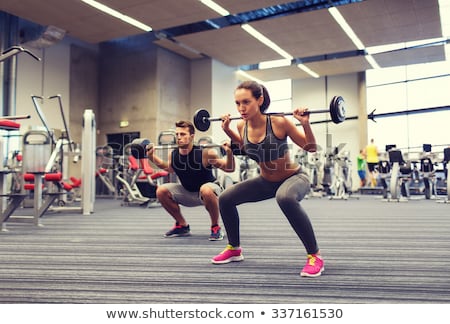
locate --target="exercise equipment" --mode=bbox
[81,110,96,215]
[193,96,346,131]
[302,151,324,198]
[437,147,450,204]
[237,155,259,182]
[115,139,168,207]
[0,46,40,63]
[95,145,117,197]
[387,150,409,201]
[386,149,425,202]
[420,156,436,200]
[30,95,89,211]
[444,147,450,203]
[377,156,391,199]
[21,130,53,209]
[157,130,177,183]
[0,118,28,231]
[329,149,354,200]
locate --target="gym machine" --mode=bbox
[115,139,168,207]
[437,147,450,203]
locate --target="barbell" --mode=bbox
[193,95,346,132]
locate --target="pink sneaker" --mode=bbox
[211,244,244,264]
[300,254,324,277]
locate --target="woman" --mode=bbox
[211,80,324,277]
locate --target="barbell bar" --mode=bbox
[193,95,346,132]
[130,138,241,159]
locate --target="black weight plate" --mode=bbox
[330,96,345,124]
[130,138,151,159]
[193,109,211,131]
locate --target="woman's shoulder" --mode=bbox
[269,114,293,130]
[269,114,288,123]
[236,119,245,130]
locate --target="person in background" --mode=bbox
[364,138,379,187]
[146,120,235,241]
[357,149,367,188]
[213,80,324,278]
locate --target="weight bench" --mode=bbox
[2,172,68,231]
[0,170,27,231]
[0,118,25,231]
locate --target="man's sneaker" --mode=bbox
[211,244,244,264]
[209,225,224,241]
[164,223,191,238]
[300,254,324,277]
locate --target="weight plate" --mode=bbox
[330,96,346,124]
[193,109,211,131]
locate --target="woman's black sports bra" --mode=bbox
[243,115,289,163]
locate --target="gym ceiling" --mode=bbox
[0,0,448,81]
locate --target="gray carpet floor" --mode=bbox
[1,195,449,304]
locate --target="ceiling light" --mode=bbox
[200,0,230,16]
[81,0,152,32]
[259,59,292,69]
[328,7,364,50]
[297,64,320,78]
[241,24,293,60]
[364,55,380,69]
[366,37,447,55]
[236,70,264,84]
[328,7,379,69]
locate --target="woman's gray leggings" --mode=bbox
[219,170,319,254]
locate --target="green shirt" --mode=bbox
[357,154,366,171]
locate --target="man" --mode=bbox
[146,120,235,240]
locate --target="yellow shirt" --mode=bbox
[365,144,379,163]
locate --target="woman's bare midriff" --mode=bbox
[258,154,300,182]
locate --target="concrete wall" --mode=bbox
[15,40,71,133]
[96,35,191,145]
[98,34,158,145]
[69,43,99,150]
[157,47,191,134]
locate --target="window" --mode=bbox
[366,60,450,151]
[264,79,292,114]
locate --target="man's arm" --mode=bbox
[146,145,174,173]
[204,143,235,173]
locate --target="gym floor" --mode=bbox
[1,195,449,304]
